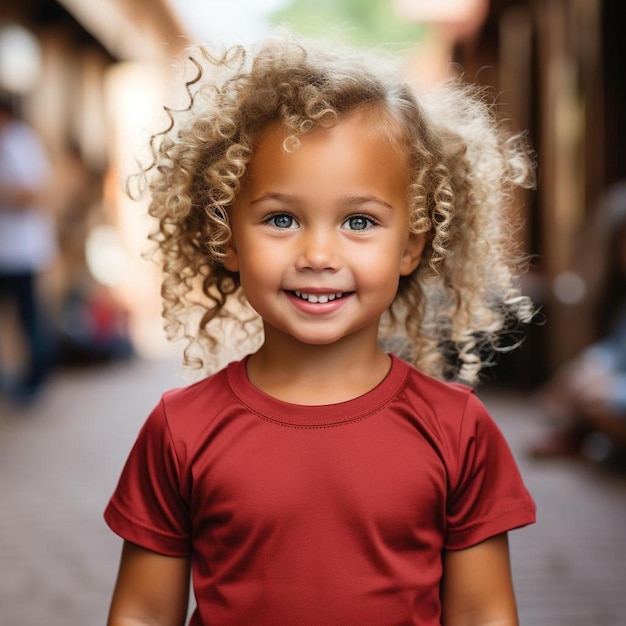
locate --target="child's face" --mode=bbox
[225,114,424,348]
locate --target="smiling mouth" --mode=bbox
[292,291,346,304]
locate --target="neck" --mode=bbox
[246,328,391,405]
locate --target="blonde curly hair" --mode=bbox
[137,33,535,384]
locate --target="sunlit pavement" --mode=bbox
[1,356,625,626]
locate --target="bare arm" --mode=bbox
[441,533,519,626]
[107,541,191,626]
[0,182,41,209]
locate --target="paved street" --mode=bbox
[1,355,625,625]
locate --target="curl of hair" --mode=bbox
[134,33,536,384]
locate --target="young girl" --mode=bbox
[105,34,536,626]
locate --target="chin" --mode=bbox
[293,335,344,346]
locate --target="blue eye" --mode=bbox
[267,214,297,229]
[343,215,374,231]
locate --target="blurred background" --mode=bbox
[0,0,622,382]
[0,1,624,625]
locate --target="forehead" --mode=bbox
[239,111,411,208]
[260,104,405,149]
[249,109,409,172]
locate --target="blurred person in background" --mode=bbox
[529,181,626,468]
[0,90,57,404]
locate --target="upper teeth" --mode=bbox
[294,291,343,303]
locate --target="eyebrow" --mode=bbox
[344,195,394,210]
[250,192,394,210]
[250,192,297,206]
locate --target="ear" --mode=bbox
[399,233,426,276]
[223,236,239,272]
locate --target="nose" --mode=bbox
[295,227,340,272]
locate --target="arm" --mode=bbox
[0,182,41,209]
[107,541,191,626]
[441,533,519,626]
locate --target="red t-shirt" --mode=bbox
[105,354,535,625]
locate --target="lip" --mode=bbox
[293,290,344,304]
[284,289,353,314]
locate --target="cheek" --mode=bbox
[237,241,283,284]
[351,251,402,290]
[353,234,409,270]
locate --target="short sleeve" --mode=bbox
[104,399,191,556]
[445,392,536,550]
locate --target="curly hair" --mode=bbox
[136,33,535,384]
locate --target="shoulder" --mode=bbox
[160,359,239,419]
[132,360,243,462]
[163,363,230,402]
[3,120,43,149]
[395,355,476,411]
[0,120,50,175]
[392,356,496,449]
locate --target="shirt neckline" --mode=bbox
[226,353,409,427]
